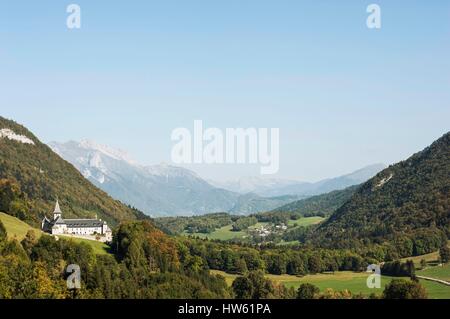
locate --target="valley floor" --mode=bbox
[2,212,448,299]
[182,216,324,242]
[211,268,450,299]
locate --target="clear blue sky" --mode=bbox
[0,1,449,181]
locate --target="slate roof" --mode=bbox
[41,216,53,232]
[41,200,108,231]
[63,219,104,228]
[54,216,66,224]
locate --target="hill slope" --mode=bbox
[229,193,303,215]
[0,212,43,240]
[312,132,450,252]
[0,117,146,227]
[269,185,359,217]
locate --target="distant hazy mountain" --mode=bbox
[270,185,359,217]
[209,177,304,195]
[212,164,386,197]
[229,193,305,215]
[49,140,241,217]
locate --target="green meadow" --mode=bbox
[183,224,248,241]
[58,235,111,255]
[183,216,324,242]
[0,212,43,240]
[287,216,325,228]
[417,263,450,282]
[211,269,450,299]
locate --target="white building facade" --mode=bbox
[42,200,112,242]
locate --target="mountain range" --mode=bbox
[49,140,384,217]
[212,163,386,197]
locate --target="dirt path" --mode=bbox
[416,275,450,286]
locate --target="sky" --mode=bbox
[0,1,449,182]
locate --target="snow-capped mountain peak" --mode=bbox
[78,139,138,166]
[47,140,239,216]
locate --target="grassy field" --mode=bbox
[287,216,325,228]
[417,263,450,282]
[183,225,248,241]
[184,217,324,242]
[0,212,110,255]
[0,212,43,240]
[58,235,111,255]
[211,269,450,299]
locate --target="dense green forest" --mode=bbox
[0,218,432,299]
[154,213,236,235]
[0,117,146,227]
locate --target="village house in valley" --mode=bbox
[42,200,112,242]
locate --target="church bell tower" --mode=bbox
[53,200,62,220]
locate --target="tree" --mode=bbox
[247,271,275,299]
[0,179,20,213]
[232,271,275,299]
[21,230,37,255]
[286,257,306,276]
[0,220,6,242]
[265,253,287,275]
[307,255,324,274]
[383,279,428,299]
[233,258,248,275]
[31,261,65,299]
[405,260,415,278]
[439,243,450,264]
[232,276,253,299]
[296,283,319,299]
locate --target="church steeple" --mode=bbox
[53,199,62,220]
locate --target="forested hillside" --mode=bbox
[269,185,359,217]
[0,218,231,298]
[311,132,450,256]
[0,117,146,227]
